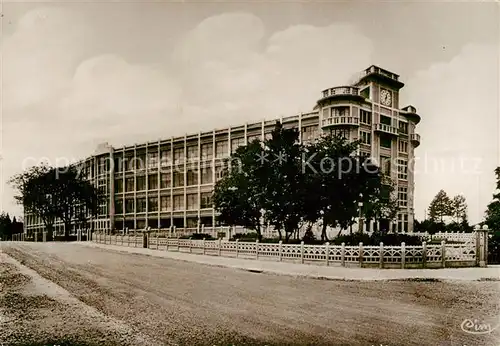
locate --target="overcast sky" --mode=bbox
[1,1,499,224]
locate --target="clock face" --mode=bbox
[380,89,392,106]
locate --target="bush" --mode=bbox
[332,233,423,246]
[181,233,215,240]
[232,233,258,240]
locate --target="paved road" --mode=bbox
[2,242,500,346]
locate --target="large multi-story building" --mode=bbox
[24,65,421,236]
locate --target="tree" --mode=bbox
[261,122,306,242]
[450,194,468,224]
[428,190,453,223]
[213,140,267,241]
[363,178,399,234]
[0,213,13,240]
[10,164,57,240]
[485,167,500,231]
[302,134,361,240]
[10,164,100,241]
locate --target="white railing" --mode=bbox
[375,123,399,135]
[411,231,476,244]
[93,233,480,268]
[322,116,360,127]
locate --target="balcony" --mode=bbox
[375,123,399,136]
[401,105,421,124]
[410,133,421,147]
[359,65,405,89]
[322,116,360,127]
[320,86,364,103]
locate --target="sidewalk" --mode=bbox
[79,242,500,282]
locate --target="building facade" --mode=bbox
[24,65,421,236]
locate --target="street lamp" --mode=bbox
[358,193,364,234]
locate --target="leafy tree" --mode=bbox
[450,194,468,224]
[363,178,399,234]
[0,213,13,240]
[428,189,453,223]
[484,167,500,231]
[10,164,57,240]
[213,140,267,241]
[10,164,100,241]
[261,122,306,242]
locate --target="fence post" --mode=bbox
[422,241,427,269]
[441,240,446,268]
[341,242,345,267]
[35,232,37,242]
[279,240,283,262]
[358,242,364,267]
[300,241,305,264]
[401,242,406,269]
[218,238,222,256]
[235,239,239,258]
[202,238,206,255]
[189,237,192,253]
[256,239,259,260]
[128,233,131,247]
[325,242,330,266]
[379,242,384,269]
[156,232,159,250]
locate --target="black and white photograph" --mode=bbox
[0,1,499,345]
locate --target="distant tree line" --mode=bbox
[0,213,23,240]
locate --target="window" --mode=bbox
[125,156,134,171]
[264,132,272,141]
[200,192,212,209]
[173,172,184,187]
[136,176,146,191]
[125,177,134,192]
[160,173,171,189]
[115,179,123,193]
[302,126,319,142]
[173,195,184,211]
[160,149,172,167]
[201,167,213,184]
[398,187,408,207]
[187,146,198,161]
[231,138,245,154]
[360,110,372,124]
[380,156,391,175]
[174,148,184,164]
[147,152,158,169]
[380,135,392,149]
[186,194,198,210]
[115,199,123,214]
[148,174,158,190]
[186,170,198,186]
[398,140,408,153]
[397,159,408,180]
[399,121,408,134]
[125,199,134,214]
[215,141,228,158]
[380,115,392,126]
[136,198,146,213]
[114,158,123,173]
[360,131,371,145]
[148,197,158,212]
[360,87,370,99]
[331,128,349,139]
[135,155,146,170]
[215,165,228,181]
[331,107,349,117]
[201,143,213,160]
[247,135,260,143]
[160,196,171,211]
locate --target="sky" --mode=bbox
[0,1,499,224]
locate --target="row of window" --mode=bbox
[115,193,213,214]
[114,167,224,192]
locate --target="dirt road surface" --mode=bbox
[1,242,499,346]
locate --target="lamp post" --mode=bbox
[358,193,364,234]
